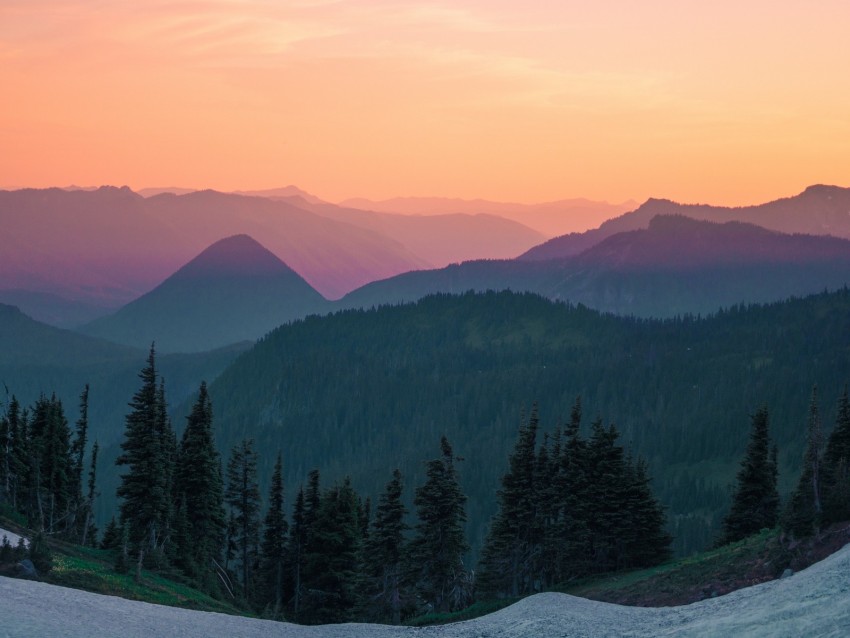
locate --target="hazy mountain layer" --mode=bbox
[0,303,247,523]
[1,186,549,318]
[340,215,850,318]
[289,200,546,267]
[80,235,328,353]
[340,195,637,237]
[0,186,426,304]
[521,184,850,260]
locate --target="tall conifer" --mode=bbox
[822,387,850,524]
[362,468,409,623]
[721,407,779,544]
[479,405,541,597]
[260,453,288,617]
[116,346,166,565]
[410,436,470,613]
[225,438,262,600]
[785,387,824,536]
[174,382,226,587]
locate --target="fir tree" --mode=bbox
[410,436,470,614]
[116,346,171,567]
[721,407,780,544]
[154,379,177,555]
[361,468,409,623]
[479,405,541,597]
[621,456,672,567]
[822,387,850,524]
[173,381,226,588]
[80,440,99,547]
[785,387,824,536]
[225,438,262,601]
[69,384,89,536]
[27,394,74,534]
[586,419,631,571]
[287,485,307,621]
[0,404,9,506]
[555,397,592,579]
[100,516,123,551]
[259,453,288,617]
[301,478,363,624]
[5,398,27,511]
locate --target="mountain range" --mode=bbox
[5,184,850,332]
[522,184,850,261]
[339,195,638,237]
[0,186,546,322]
[340,215,850,318]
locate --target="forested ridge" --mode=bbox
[0,355,673,622]
[204,289,850,557]
[5,288,850,561]
[4,289,850,625]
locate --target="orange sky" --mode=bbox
[2,1,849,206]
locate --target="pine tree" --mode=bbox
[154,379,177,556]
[822,387,850,524]
[555,397,592,579]
[173,382,226,588]
[259,453,288,617]
[26,394,74,534]
[586,419,629,571]
[80,440,99,547]
[0,404,9,506]
[116,346,171,568]
[785,387,824,536]
[287,485,307,621]
[69,384,89,538]
[301,478,363,624]
[721,407,780,544]
[100,516,123,551]
[225,438,262,601]
[410,436,470,614]
[621,456,672,567]
[479,405,541,597]
[361,468,409,623]
[5,397,27,511]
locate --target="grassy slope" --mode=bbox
[4,509,848,627]
[0,512,245,616]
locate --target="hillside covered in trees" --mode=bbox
[203,289,850,557]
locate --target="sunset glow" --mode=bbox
[2,1,849,205]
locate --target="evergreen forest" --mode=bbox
[3,289,850,624]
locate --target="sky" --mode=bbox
[2,0,849,205]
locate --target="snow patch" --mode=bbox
[1,544,849,637]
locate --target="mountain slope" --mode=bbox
[340,216,850,318]
[0,302,247,527]
[207,289,850,558]
[521,184,850,260]
[80,235,329,353]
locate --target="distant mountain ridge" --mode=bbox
[80,235,328,353]
[521,184,850,261]
[340,195,638,237]
[1,186,546,320]
[340,215,850,318]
